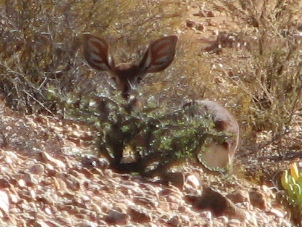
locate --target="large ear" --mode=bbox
[139,35,178,73]
[83,34,112,71]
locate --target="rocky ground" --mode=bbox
[0,102,294,226]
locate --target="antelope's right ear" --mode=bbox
[83,34,112,71]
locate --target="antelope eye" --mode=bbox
[111,77,117,84]
[111,76,121,86]
[136,76,142,84]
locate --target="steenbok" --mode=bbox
[83,34,239,171]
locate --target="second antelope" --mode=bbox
[83,34,239,171]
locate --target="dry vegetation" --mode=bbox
[0,0,302,226]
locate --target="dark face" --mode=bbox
[110,64,145,100]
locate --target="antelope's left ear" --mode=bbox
[139,35,178,73]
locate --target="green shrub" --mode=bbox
[88,93,231,176]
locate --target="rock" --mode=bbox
[193,9,214,17]
[185,187,246,221]
[0,177,10,188]
[105,209,129,225]
[186,20,195,28]
[78,221,98,227]
[37,152,66,169]
[128,206,151,223]
[167,215,181,226]
[269,208,285,218]
[185,174,200,189]
[53,177,68,192]
[23,173,39,185]
[33,221,51,227]
[64,174,81,191]
[249,190,267,209]
[207,10,214,17]
[195,23,205,31]
[132,196,158,209]
[17,179,26,188]
[185,187,228,216]
[160,172,184,189]
[0,190,9,213]
[226,189,250,204]
[29,164,45,175]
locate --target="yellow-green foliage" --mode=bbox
[281,163,302,211]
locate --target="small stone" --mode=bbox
[200,210,212,219]
[249,190,267,209]
[207,10,214,17]
[229,218,241,225]
[37,152,66,169]
[17,179,26,188]
[106,209,128,225]
[128,206,151,223]
[65,175,81,191]
[193,10,206,17]
[78,221,98,227]
[0,190,9,213]
[269,208,285,218]
[9,193,19,204]
[53,177,68,192]
[29,164,44,175]
[186,20,195,28]
[226,190,250,204]
[0,178,10,188]
[160,172,184,189]
[195,23,205,31]
[133,196,157,209]
[186,175,200,189]
[29,189,36,199]
[45,207,52,215]
[23,173,39,185]
[33,221,49,227]
[167,215,181,226]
